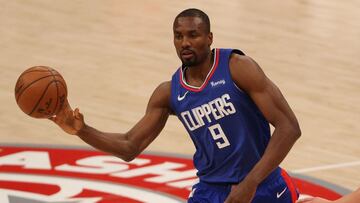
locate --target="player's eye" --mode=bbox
[174,33,182,40]
[189,31,198,38]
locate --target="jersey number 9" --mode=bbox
[208,124,230,149]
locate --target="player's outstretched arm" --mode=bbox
[224,54,301,203]
[50,81,172,162]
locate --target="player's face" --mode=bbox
[173,17,213,67]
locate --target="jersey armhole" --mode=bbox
[231,49,245,56]
[229,49,245,93]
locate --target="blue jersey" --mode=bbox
[170,48,280,184]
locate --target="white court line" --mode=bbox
[0,173,183,203]
[292,160,360,174]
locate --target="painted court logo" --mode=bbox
[0,146,344,202]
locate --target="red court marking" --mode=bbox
[294,178,342,200]
[0,146,344,201]
[0,180,59,195]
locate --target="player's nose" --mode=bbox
[181,36,191,49]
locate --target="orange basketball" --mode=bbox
[15,66,68,118]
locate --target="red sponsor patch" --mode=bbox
[0,146,343,202]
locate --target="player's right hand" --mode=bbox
[49,100,84,135]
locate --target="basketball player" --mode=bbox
[297,187,360,203]
[50,8,301,203]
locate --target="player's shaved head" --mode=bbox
[174,8,211,33]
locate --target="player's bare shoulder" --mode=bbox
[229,52,267,92]
[148,81,172,111]
[155,81,171,100]
[229,53,261,75]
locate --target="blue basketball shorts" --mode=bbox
[188,169,299,203]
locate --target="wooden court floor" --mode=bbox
[0,0,359,192]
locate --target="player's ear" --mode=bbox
[207,32,213,47]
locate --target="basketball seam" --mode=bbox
[18,66,55,79]
[28,80,59,117]
[49,69,59,117]
[19,69,54,78]
[50,69,67,115]
[16,74,61,103]
[55,81,67,115]
[56,79,67,97]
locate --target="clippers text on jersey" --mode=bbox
[180,94,236,131]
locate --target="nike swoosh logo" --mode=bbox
[177,91,189,101]
[276,187,287,198]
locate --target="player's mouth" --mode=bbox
[181,50,195,60]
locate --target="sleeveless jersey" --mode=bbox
[170,48,280,184]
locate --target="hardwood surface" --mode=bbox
[0,0,359,191]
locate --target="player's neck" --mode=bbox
[185,51,214,85]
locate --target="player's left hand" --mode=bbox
[224,180,257,203]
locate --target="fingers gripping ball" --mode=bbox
[15,66,68,118]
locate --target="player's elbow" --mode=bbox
[289,122,301,140]
[120,141,140,162]
[278,120,301,141]
[117,149,137,162]
[276,118,301,140]
[121,154,136,162]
